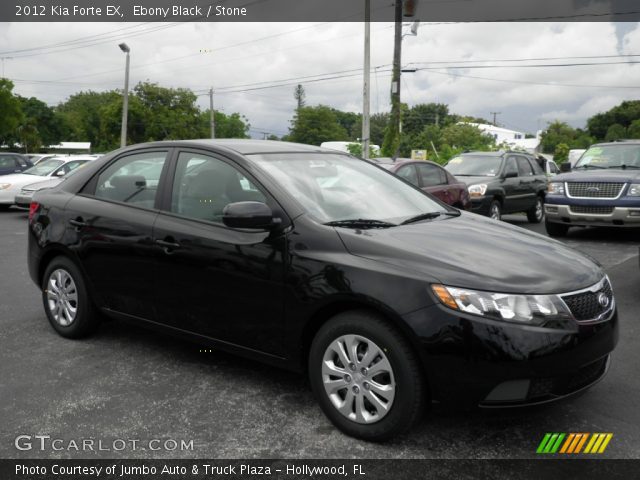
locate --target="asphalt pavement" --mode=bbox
[0,207,638,459]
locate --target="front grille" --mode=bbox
[567,182,624,198]
[561,279,613,322]
[570,206,615,215]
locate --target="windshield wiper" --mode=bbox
[574,164,606,170]
[324,219,397,229]
[607,164,640,169]
[401,211,460,225]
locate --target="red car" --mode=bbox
[375,158,471,209]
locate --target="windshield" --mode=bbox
[445,155,502,176]
[23,159,64,176]
[575,144,640,169]
[251,153,447,224]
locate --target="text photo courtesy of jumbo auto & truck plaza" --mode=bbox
[1,1,640,479]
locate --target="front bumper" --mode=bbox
[469,196,492,216]
[545,204,640,227]
[0,187,19,205]
[403,302,618,408]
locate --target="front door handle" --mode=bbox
[155,238,181,251]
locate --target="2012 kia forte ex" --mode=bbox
[27,140,618,441]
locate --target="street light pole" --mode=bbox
[362,0,371,159]
[119,43,130,148]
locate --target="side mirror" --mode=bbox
[54,170,66,177]
[560,162,572,172]
[503,171,518,179]
[222,201,276,229]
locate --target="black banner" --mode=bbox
[2,459,640,480]
[3,0,640,22]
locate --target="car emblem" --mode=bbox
[597,292,610,308]
[586,187,600,192]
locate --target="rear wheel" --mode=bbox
[489,199,502,221]
[42,256,100,338]
[545,219,569,237]
[527,196,545,223]
[309,310,426,441]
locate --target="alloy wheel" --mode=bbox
[322,334,396,424]
[46,269,78,326]
[490,203,501,220]
[535,198,544,221]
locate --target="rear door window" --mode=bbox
[93,151,169,209]
[416,163,447,187]
[516,156,534,176]
[396,165,419,186]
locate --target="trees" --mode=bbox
[540,121,593,154]
[294,84,306,110]
[587,100,640,139]
[287,105,348,145]
[0,79,23,147]
[554,143,570,163]
[605,123,627,142]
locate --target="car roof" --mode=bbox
[591,140,640,147]
[134,139,335,155]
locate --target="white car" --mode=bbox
[0,156,96,209]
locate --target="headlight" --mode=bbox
[431,284,572,326]
[548,182,565,195]
[0,183,12,190]
[628,183,640,196]
[468,184,487,197]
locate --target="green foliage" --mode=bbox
[0,79,24,147]
[627,119,640,139]
[331,109,360,140]
[540,121,594,154]
[587,100,640,139]
[346,142,378,158]
[294,84,306,110]
[402,103,450,137]
[604,123,627,142]
[554,143,570,163]
[287,105,348,145]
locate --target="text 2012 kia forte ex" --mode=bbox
[28,140,618,441]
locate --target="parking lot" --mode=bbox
[1,207,638,459]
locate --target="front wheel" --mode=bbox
[489,199,502,221]
[42,256,100,338]
[527,196,545,223]
[545,219,569,237]
[309,311,426,441]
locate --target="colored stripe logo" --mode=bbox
[537,433,613,454]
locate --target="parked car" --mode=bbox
[25,153,58,165]
[445,151,547,222]
[14,162,92,208]
[568,149,587,167]
[0,153,32,176]
[534,154,560,177]
[375,158,471,209]
[0,156,95,209]
[28,140,617,441]
[545,141,640,236]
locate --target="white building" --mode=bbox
[462,123,541,154]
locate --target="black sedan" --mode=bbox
[28,140,617,441]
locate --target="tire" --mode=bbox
[308,310,427,441]
[489,199,502,221]
[42,256,100,338]
[526,196,545,223]
[545,219,569,237]
[0,204,11,211]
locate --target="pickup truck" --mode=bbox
[545,141,640,236]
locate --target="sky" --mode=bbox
[1,21,640,139]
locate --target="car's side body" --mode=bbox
[379,159,471,210]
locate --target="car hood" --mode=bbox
[555,168,640,182]
[454,175,497,186]
[0,173,48,190]
[22,177,63,191]
[335,212,602,294]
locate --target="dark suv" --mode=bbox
[545,141,640,236]
[445,151,547,222]
[28,140,617,441]
[0,152,32,176]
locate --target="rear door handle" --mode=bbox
[69,218,88,228]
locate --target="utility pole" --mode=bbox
[491,111,501,126]
[118,43,130,149]
[381,0,403,158]
[362,0,371,159]
[209,87,215,139]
